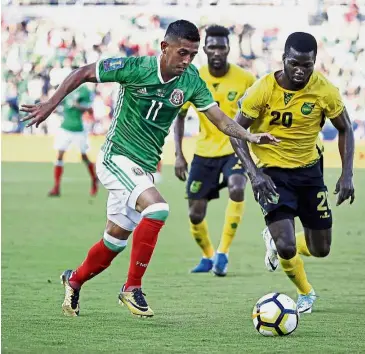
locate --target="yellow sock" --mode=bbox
[296,232,311,257]
[279,253,312,294]
[217,199,244,254]
[190,219,214,258]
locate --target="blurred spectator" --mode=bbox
[1,2,364,140]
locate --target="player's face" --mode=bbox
[161,39,199,76]
[283,47,315,87]
[204,36,229,70]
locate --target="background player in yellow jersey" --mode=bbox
[174,25,255,276]
[231,32,355,313]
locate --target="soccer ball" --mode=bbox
[252,293,299,336]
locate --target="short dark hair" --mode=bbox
[284,32,317,56]
[205,25,230,44]
[165,20,200,42]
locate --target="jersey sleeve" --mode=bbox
[189,76,216,112]
[321,85,345,119]
[240,78,269,119]
[96,57,138,84]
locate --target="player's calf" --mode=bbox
[121,202,169,317]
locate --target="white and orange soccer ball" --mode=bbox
[252,293,299,336]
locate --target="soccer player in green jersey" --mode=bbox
[49,83,98,197]
[21,20,278,318]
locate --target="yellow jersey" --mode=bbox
[181,64,255,158]
[240,71,344,168]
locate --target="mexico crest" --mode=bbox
[301,102,315,115]
[169,89,184,106]
[132,167,144,176]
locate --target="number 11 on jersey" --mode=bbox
[146,100,163,121]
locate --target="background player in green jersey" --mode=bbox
[49,83,98,197]
[21,20,278,318]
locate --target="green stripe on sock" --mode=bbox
[103,238,126,253]
[145,210,169,221]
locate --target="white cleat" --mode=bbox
[297,288,317,314]
[262,227,279,272]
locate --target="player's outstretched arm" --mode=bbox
[174,110,188,181]
[204,105,279,145]
[330,108,355,205]
[20,63,97,128]
[230,111,278,205]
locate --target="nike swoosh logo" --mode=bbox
[252,311,267,319]
[125,298,148,312]
[267,257,277,271]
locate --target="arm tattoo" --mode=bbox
[223,121,249,140]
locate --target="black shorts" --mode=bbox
[260,159,332,230]
[186,154,246,201]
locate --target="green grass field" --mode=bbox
[2,162,365,353]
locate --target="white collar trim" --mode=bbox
[157,55,178,84]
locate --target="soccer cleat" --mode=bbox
[262,227,279,272]
[90,179,98,196]
[48,187,60,197]
[118,286,154,318]
[190,258,213,273]
[212,253,228,277]
[297,288,317,314]
[60,269,80,317]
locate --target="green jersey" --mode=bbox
[61,85,92,132]
[97,56,216,173]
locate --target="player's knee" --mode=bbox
[276,238,297,260]
[228,185,244,202]
[309,244,331,258]
[189,210,205,225]
[142,202,169,222]
[105,220,131,240]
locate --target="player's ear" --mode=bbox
[203,45,207,54]
[161,41,168,54]
[282,53,286,63]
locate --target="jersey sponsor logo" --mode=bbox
[227,91,238,101]
[169,89,184,106]
[137,87,147,94]
[103,58,125,72]
[301,102,315,115]
[190,180,202,194]
[132,166,145,176]
[212,83,220,91]
[284,92,294,105]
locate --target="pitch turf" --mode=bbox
[2,162,365,353]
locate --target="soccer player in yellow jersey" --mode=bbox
[231,32,355,313]
[174,25,255,276]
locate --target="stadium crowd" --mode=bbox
[2,2,365,139]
